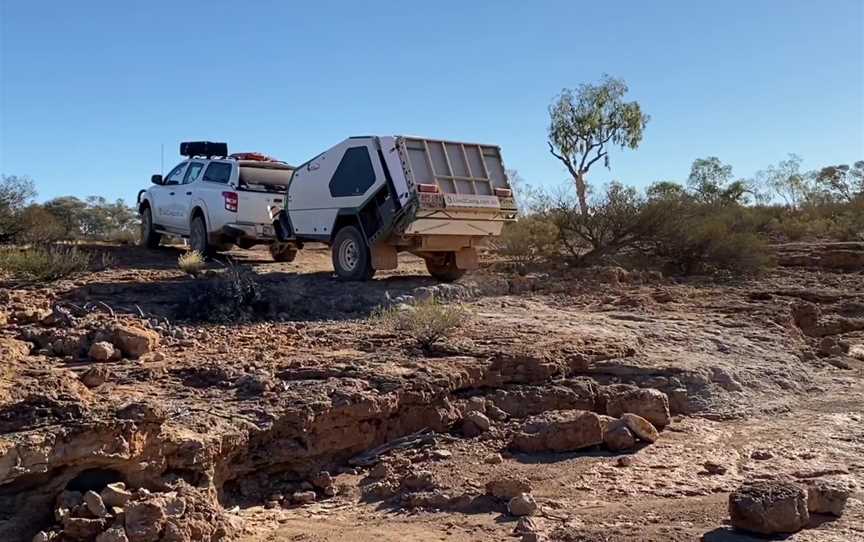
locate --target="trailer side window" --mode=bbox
[203,162,232,184]
[329,146,375,198]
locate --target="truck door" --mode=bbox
[176,161,205,232]
[152,162,187,231]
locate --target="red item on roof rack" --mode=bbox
[229,152,282,162]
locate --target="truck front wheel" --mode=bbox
[332,226,375,281]
[140,207,161,249]
[425,252,466,282]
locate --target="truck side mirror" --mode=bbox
[151,174,163,185]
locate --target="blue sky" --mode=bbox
[1,0,862,203]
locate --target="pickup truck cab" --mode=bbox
[138,142,296,260]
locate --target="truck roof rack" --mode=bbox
[180,141,228,158]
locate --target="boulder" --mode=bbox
[62,516,108,540]
[508,493,538,517]
[486,477,532,499]
[400,470,435,491]
[483,453,504,465]
[84,490,109,517]
[510,410,603,453]
[125,500,166,542]
[606,388,670,428]
[112,326,159,359]
[81,366,111,388]
[291,491,316,504]
[604,425,636,451]
[89,341,116,362]
[514,516,541,535]
[729,481,809,535]
[462,411,491,437]
[620,413,659,443]
[101,482,133,508]
[310,471,336,496]
[96,526,130,542]
[806,478,851,516]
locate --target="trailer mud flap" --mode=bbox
[455,247,479,270]
[371,243,398,270]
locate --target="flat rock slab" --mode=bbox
[510,410,603,453]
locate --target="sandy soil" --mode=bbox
[0,243,862,542]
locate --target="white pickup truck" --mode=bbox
[137,142,298,261]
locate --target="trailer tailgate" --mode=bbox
[400,137,510,206]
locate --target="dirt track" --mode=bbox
[1,244,862,541]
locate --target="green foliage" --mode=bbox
[495,215,560,263]
[552,181,663,264]
[177,265,268,322]
[645,197,771,274]
[815,161,864,202]
[0,245,108,281]
[41,196,138,240]
[178,251,205,276]
[376,297,469,350]
[548,75,649,214]
[687,157,752,205]
[0,175,37,242]
[756,154,817,208]
[16,205,67,244]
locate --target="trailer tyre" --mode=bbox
[425,252,466,282]
[332,226,375,281]
[140,207,161,249]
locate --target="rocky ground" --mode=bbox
[1,243,862,542]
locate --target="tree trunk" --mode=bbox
[575,171,589,216]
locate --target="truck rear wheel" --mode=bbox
[425,252,466,282]
[140,207,161,249]
[189,216,213,258]
[332,226,375,281]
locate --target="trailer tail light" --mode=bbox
[417,183,440,193]
[222,191,238,212]
[495,188,512,197]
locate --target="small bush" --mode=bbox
[178,251,205,276]
[494,215,560,263]
[376,297,469,350]
[0,245,104,281]
[177,265,268,322]
[652,203,771,274]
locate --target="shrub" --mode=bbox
[651,202,771,275]
[495,215,560,263]
[177,265,268,322]
[375,297,469,350]
[0,245,106,281]
[178,251,205,276]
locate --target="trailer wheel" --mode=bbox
[189,216,213,258]
[425,252,465,282]
[332,226,375,281]
[140,207,161,249]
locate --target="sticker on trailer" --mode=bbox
[444,194,500,209]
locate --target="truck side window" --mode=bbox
[329,147,375,197]
[183,162,204,184]
[203,162,232,184]
[165,163,187,185]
